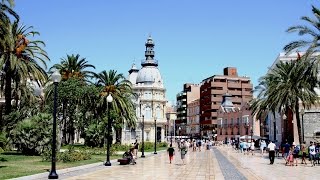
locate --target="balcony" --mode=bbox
[242,91,252,96]
[242,83,253,89]
[211,97,222,102]
[211,112,217,117]
[211,104,220,110]
[228,90,242,96]
[228,82,241,89]
[211,82,225,87]
[211,89,225,95]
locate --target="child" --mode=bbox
[287,147,294,166]
[167,144,175,164]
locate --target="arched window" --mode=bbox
[156,106,161,119]
[145,106,151,119]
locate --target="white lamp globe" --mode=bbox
[52,70,61,83]
[107,94,113,102]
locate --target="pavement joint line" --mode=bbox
[216,146,263,180]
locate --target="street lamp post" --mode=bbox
[250,127,253,143]
[48,70,61,179]
[141,114,145,158]
[179,127,181,141]
[154,117,157,154]
[301,109,305,142]
[104,94,113,166]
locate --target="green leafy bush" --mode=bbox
[11,113,53,155]
[42,146,91,162]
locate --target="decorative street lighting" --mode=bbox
[178,127,181,141]
[141,112,145,158]
[154,117,157,154]
[48,70,61,179]
[104,94,113,166]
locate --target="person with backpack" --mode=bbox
[292,142,300,166]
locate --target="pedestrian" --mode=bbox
[260,140,266,155]
[287,146,294,166]
[309,142,316,166]
[282,141,290,165]
[292,142,300,166]
[300,141,307,165]
[180,141,187,165]
[250,140,255,156]
[268,141,276,164]
[133,139,139,158]
[167,144,175,164]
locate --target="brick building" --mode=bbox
[200,67,253,138]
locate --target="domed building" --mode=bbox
[124,36,167,143]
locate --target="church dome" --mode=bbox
[136,66,163,85]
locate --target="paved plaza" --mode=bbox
[14,146,320,180]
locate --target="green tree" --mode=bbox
[284,5,320,55]
[95,70,137,144]
[251,59,319,144]
[0,21,48,115]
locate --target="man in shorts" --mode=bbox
[167,144,175,164]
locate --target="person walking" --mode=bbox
[167,144,175,164]
[260,140,266,156]
[133,139,139,158]
[301,141,307,165]
[268,141,276,164]
[180,141,187,165]
[309,142,316,167]
[250,140,255,156]
[292,143,300,166]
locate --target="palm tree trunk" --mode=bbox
[4,58,12,115]
[294,101,302,144]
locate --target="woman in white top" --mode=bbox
[260,140,266,155]
[250,140,255,155]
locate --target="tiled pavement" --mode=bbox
[66,148,220,180]
[217,146,320,180]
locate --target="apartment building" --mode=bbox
[187,99,200,138]
[200,67,253,137]
[176,83,200,136]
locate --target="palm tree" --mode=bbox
[251,58,319,144]
[49,54,96,82]
[95,70,137,144]
[0,20,49,115]
[48,54,96,144]
[284,5,320,55]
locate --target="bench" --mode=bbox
[117,158,130,165]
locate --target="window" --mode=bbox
[145,106,151,119]
[156,106,161,119]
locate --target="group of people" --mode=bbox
[230,138,320,167]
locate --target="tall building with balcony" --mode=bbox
[187,99,200,138]
[176,83,200,136]
[200,67,253,137]
[127,36,167,143]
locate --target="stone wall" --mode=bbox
[302,109,320,144]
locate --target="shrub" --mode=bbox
[42,146,91,162]
[11,113,54,155]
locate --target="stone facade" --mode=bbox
[124,36,167,144]
[302,109,320,143]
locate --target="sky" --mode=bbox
[14,0,317,102]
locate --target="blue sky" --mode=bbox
[15,0,316,102]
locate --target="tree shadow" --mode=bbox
[0,157,8,162]
[0,166,7,168]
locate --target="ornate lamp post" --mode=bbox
[48,70,61,179]
[250,127,253,142]
[141,113,145,158]
[154,117,157,154]
[105,94,113,166]
[178,127,181,141]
